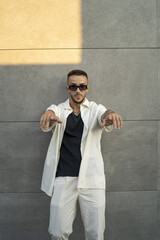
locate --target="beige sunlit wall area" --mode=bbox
[0,0,82,64]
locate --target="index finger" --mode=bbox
[119,115,123,127]
[40,114,46,129]
[46,115,52,129]
[112,114,117,129]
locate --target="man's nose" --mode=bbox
[76,87,81,93]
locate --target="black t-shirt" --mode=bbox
[56,112,84,177]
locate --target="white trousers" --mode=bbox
[48,177,105,240]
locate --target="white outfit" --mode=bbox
[49,177,105,240]
[41,98,113,197]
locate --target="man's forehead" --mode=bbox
[68,75,88,84]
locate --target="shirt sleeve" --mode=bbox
[97,104,113,132]
[46,104,59,114]
[41,104,59,132]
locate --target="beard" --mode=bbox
[71,94,86,104]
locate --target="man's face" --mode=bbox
[66,75,89,104]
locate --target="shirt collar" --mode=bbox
[63,98,90,110]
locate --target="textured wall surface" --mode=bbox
[0,0,159,240]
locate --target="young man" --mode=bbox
[40,70,123,240]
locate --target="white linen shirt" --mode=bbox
[41,98,113,196]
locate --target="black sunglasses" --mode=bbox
[68,84,88,91]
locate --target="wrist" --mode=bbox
[106,110,115,116]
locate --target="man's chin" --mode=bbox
[72,96,85,104]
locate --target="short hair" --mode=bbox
[67,69,88,81]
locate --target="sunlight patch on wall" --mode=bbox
[0,49,81,65]
[0,0,82,64]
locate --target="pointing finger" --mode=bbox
[55,117,62,124]
[112,114,117,129]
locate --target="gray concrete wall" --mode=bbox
[0,0,159,239]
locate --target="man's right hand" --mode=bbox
[40,110,62,130]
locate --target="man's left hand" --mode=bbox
[101,111,123,130]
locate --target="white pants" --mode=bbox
[48,177,105,240]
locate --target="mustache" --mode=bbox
[74,94,82,96]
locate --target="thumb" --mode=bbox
[101,118,106,127]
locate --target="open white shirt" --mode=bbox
[41,98,113,196]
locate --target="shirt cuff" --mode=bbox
[41,121,57,132]
[104,124,113,132]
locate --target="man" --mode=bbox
[40,70,123,240]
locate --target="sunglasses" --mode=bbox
[68,84,88,91]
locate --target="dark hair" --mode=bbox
[67,69,88,81]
